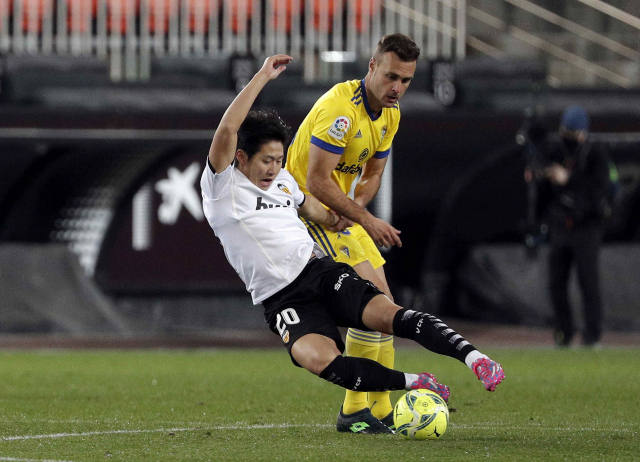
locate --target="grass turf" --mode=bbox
[1,347,639,461]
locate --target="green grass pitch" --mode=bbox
[1,347,639,461]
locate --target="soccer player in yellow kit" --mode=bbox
[286,34,419,433]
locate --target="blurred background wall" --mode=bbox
[1,0,639,336]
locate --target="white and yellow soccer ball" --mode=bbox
[393,389,449,440]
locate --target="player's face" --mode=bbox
[241,140,285,190]
[367,52,416,111]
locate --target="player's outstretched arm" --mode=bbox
[307,145,401,247]
[298,194,340,228]
[208,54,292,172]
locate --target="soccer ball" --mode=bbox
[393,389,449,440]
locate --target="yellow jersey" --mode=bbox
[286,79,400,196]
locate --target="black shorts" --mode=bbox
[262,256,384,367]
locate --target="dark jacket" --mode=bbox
[536,139,610,231]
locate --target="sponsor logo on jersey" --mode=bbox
[255,196,292,210]
[339,245,351,258]
[355,130,363,138]
[334,162,362,175]
[358,148,369,163]
[380,125,387,143]
[328,116,350,140]
[277,183,291,195]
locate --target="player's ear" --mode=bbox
[369,57,376,73]
[236,149,248,166]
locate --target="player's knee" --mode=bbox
[291,335,341,376]
[361,295,399,335]
[301,349,340,376]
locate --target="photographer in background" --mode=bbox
[524,107,610,348]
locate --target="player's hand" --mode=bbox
[361,216,402,248]
[261,54,293,80]
[327,215,354,232]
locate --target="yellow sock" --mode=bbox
[369,335,395,420]
[342,328,381,415]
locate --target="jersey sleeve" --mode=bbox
[200,156,233,201]
[281,170,306,207]
[374,107,401,159]
[310,99,358,155]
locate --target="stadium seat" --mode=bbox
[99,0,134,34]
[227,0,291,35]
[67,0,150,34]
[227,0,253,34]
[1,0,99,35]
[1,0,45,33]
[312,0,380,33]
[147,0,181,33]
[66,0,97,34]
[1,0,137,35]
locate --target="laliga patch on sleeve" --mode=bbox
[327,116,351,140]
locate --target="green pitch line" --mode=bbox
[0,349,638,461]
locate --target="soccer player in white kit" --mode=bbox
[201,54,505,433]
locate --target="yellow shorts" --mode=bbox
[301,219,385,269]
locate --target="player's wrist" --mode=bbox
[328,211,339,226]
[253,69,271,85]
[358,209,375,226]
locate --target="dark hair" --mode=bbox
[237,110,292,159]
[374,33,420,62]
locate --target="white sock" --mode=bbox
[404,373,419,390]
[464,350,489,369]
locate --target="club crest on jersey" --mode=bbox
[277,183,292,195]
[282,330,290,344]
[380,125,387,143]
[358,148,369,163]
[328,116,350,140]
[339,245,351,258]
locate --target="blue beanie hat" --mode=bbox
[560,106,589,131]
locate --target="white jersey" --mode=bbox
[201,160,315,304]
